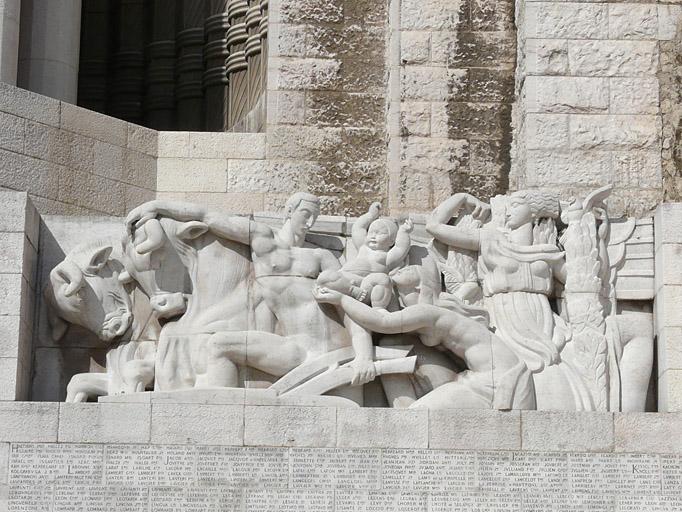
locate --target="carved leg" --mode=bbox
[361,273,393,309]
[66,373,110,402]
[408,376,491,410]
[616,313,654,412]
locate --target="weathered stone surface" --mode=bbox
[525,3,608,40]
[521,411,614,452]
[157,132,189,158]
[659,5,682,41]
[609,77,659,115]
[0,81,60,126]
[609,5,657,41]
[659,371,682,413]
[523,39,569,76]
[156,158,227,193]
[58,403,151,443]
[244,406,336,447]
[151,404,244,445]
[189,133,266,160]
[614,413,682,453]
[337,408,428,448]
[570,115,660,151]
[126,123,157,156]
[0,402,58,442]
[401,0,464,31]
[524,114,569,150]
[569,41,659,77]
[524,76,609,114]
[60,102,128,147]
[401,31,430,65]
[429,409,521,450]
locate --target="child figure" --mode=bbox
[317,202,413,386]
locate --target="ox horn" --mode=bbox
[53,260,84,297]
[135,218,165,255]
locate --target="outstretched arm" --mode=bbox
[426,193,488,251]
[386,219,413,269]
[126,200,252,245]
[314,287,435,334]
[352,202,382,250]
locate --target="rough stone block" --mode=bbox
[655,285,682,328]
[400,102,431,137]
[429,409,521,450]
[123,150,156,190]
[570,115,660,150]
[659,5,682,41]
[0,82,60,126]
[525,114,569,150]
[337,408,428,448]
[471,0,513,32]
[0,402,59,442]
[525,150,611,187]
[609,5,658,40]
[401,66,448,101]
[189,132,266,160]
[524,76,609,114]
[610,77,659,115]
[401,0,463,30]
[124,185,155,213]
[401,31,430,64]
[127,123,158,156]
[614,413,682,453]
[58,403,151,443]
[523,39,569,76]
[268,90,305,125]
[151,404,244,445]
[525,3,608,40]
[60,102,127,147]
[244,406,336,447]
[521,411,614,452]
[184,192,265,214]
[92,140,124,182]
[266,125,343,160]
[157,158,227,193]
[569,40,658,77]
[0,149,59,200]
[157,131,190,158]
[655,203,682,247]
[275,57,341,91]
[0,111,24,153]
[449,32,515,69]
[612,151,661,189]
[228,160,293,193]
[58,168,126,216]
[655,244,682,291]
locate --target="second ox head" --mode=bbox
[121,217,208,319]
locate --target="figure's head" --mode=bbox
[506,190,560,230]
[45,242,133,343]
[367,218,398,251]
[284,192,321,239]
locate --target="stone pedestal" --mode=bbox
[17,0,82,103]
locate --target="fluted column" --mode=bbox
[18,0,82,102]
[77,0,111,112]
[110,0,146,123]
[0,0,20,84]
[145,0,177,130]
[226,0,248,129]
[245,0,262,111]
[203,0,229,131]
[176,0,206,130]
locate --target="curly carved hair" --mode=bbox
[510,190,560,220]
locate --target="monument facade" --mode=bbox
[0,1,680,511]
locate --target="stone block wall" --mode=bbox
[513,2,679,218]
[390,0,516,214]
[0,404,681,510]
[0,81,156,216]
[0,191,37,401]
[266,0,389,215]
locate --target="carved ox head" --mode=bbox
[45,242,133,342]
[121,218,207,319]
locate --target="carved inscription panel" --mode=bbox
[5,444,682,511]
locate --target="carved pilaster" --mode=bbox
[145,0,177,130]
[203,0,229,131]
[226,0,248,129]
[176,0,207,130]
[110,0,146,124]
[78,0,111,113]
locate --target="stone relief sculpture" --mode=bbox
[45,187,654,411]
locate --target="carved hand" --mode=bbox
[468,197,491,222]
[400,218,414,233]
[349,357,377,386]
[368,201,382,218]
[312,285,343,305]
[125,200,162,235]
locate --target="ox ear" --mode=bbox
[47,309,69,341]
[176,221,209,241]
[87,246,113,273]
